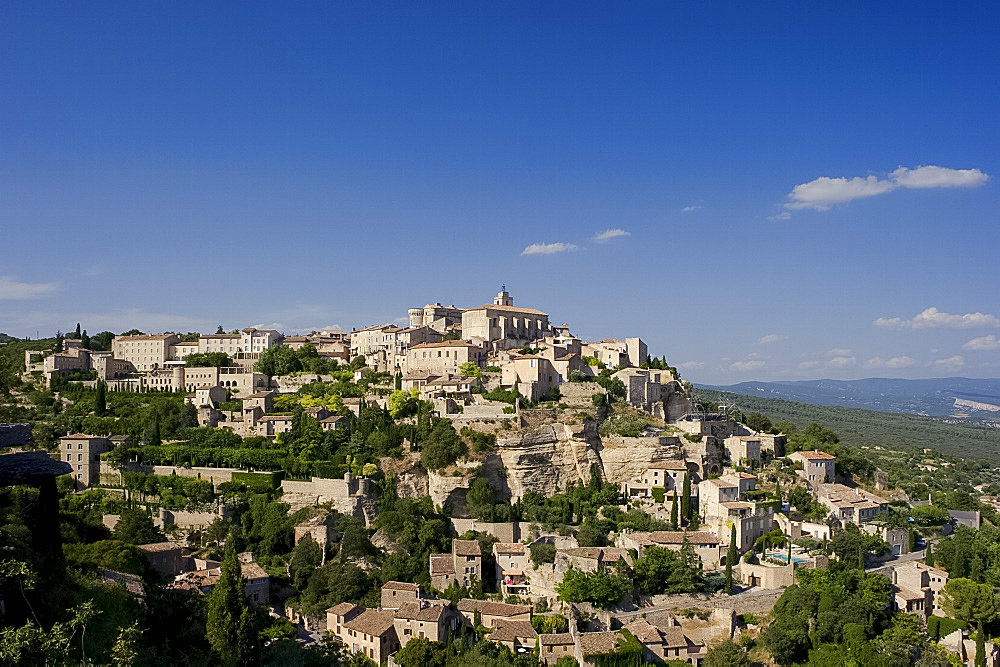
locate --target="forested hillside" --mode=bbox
[695,388,1000,463]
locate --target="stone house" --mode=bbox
[615,531,724,570]
[255,414,293,438]
[817,484,888,525]
[170,558,270,604]
[622,459,689,499]
[699,474,774,554]
[493,542,530,597]
[501,354,560,402]
[622,618,706,664]
[891,561,948,616]
[612,367,666,415]
[408,302,465,332]
[724,435,762,468]
[328,605,399,664]
[381,581,421,609]
[112,333,180,371]
[555,547,633,576]
[539,633,576,665]
[59,434,110,488]
[790,450,836,484]
[460,289,552,350]
[456,599,531,629]
[862,521,910,556]
[406,341,487,376]
[393,600,456,649]
[490,619,538,655]
[429,539,482,589]
[136,542,185,577]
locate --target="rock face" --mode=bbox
[496,422,601,500]
[662,381,693,421]
[598,435,684,486]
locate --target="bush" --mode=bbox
[483,388,519,405]
[530,543,556,566]
[599,414,649,437]
[927,615,965,640]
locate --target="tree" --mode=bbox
[74,323,82,338]
[394,637,447,667]
[80,330,91,349]
[670,493,678,530]
[289,536,324,590]
[420,421,466,470]
[703,638,749,667]
[458,361,482,378]
[788,486,812,511]
[94,380,107,417]
[185,352,233,368]
[576,520,608,548]
[725,523,737,594]
[939,578,999,640]
[113,509,161,545]
[254,345,302,377]
[206,540,258,665]
[681,473,691,522]
[745,412,773,434]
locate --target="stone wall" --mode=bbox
[279,475,378,524]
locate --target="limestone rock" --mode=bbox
[496,422,601,500]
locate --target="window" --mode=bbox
[77,465,82,470]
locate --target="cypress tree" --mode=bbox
[74,323,81,338]
[925,539,934,566]
[774,478,782,503]
[681,473,691,522]
[95,380,107,416]
[976,629,986,667]
[207,539,258,665]
[725,523,737,594]
[670,493,679,531]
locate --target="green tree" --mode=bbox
[681,473,691,522]
[458,361,482,378]
[206,540,258,665]
[670,493,678,530]
[289,535,324,591]
[80,330,91,349]
[185,352,233,368]
[939,577,999,642]
[745,412,773,434]
[94,380,107,417]
[113,509,161,545]
[703,638,749,667]
[254,345,302,377]
[394,637,447,667]
[420,420,466,470]
[725,523,737,594]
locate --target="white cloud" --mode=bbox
[592,228,630,243]
[827,348,853,357]
[933,355,965,371]
[521,242,578,256]
[730,360,765,371]
[0,277,58,300]
[678,361,704,370]
[767,212,792,221]
[827,356,857,369]
[874,307,1000,330]
[756,334,787,345]
[890,165,989,189]
[783,165,988,211]
[964,334,1000,351]
[865,356,917,369]
[681,205,702,212]
[251,322,287,331]
[798,361,820,370]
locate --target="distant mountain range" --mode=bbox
[695,377,1000,424]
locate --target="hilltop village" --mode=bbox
[1,289,998,666]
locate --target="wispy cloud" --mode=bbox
[865,356,916,369]
[0,276,58,300]
[767,212,792,221]
[756,334,787,345]
[678,361,704,370]
[784,165,988,211]
[826,356,857,369]
[874,307,1000,330]
[592,228,630,243]
[521,242,578,256]
[932,355,965,371]
[964,334,1000,351]
[730,360,765,371]
[798,361,820,370]
[681,205,702,212]
[827,348,853,357]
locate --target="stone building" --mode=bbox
[494,542,530,597]
[406,341,487,376]
[327,605,399,664]
[455,599,531,629]
[392,601,455,649]
[430,539,482,589]
[112,333,180,371]
[789,450,836,484]
[724,435,762,468]
[381,581,421,609]
[59,434,110,488]
[622,459,690,499]
[407,303,465,332]
[461,289,552,349]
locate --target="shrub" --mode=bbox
[599,414,649,437]
[483,387,519,405]
[651,486,666,503]
[530,543,557,566]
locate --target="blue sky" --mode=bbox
[2,2,998,384]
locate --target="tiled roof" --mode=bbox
[344,608,396,638]
[382,581,420,592]
[470,304,547,316]
[644,531,721,546]
[646,460,689,470]
[578,631,624,655]
[327,602,359,616]
[410,341,483,349]
[490,620,537,642]
[456,599,531,617]
[136,541,181,553]
[452,539,481,556]
[539,632,575,646]
[794,450,836,460]
[394,602,446,622]
[429,554,454,575]
[493,542,526,555]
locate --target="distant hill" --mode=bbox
[694,388,1000,463]
[696,377,1000,424]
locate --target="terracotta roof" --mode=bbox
[452,539,481,556]
[382,581,420,592]
[490,620,537,642]
[895,586,926,601]
[494,543,526,555]
[136,541,181,553]
[456,599,531,617]
[578,631,624,655]
[327,602,359,616]
[429,554,455,575]
[394,602,446,622]
[344,608,396,638]
[539,632,575,646]
[794,450,836,460]
[624,618,665,644]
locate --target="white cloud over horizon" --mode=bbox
[522,242,578,256]
[592,228,630,243]
[875,307,1000,330]
[826,355,857,368]
[932,355,965,371]
[784,165,988,211]
[865,356,917,369]
[757,334,787,345]
[731,360,765,371]
[678,361,704,370]
[964,334,1000,351]
[681,205,702,212]
[0,277,58,300]
[827,348,853,357]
